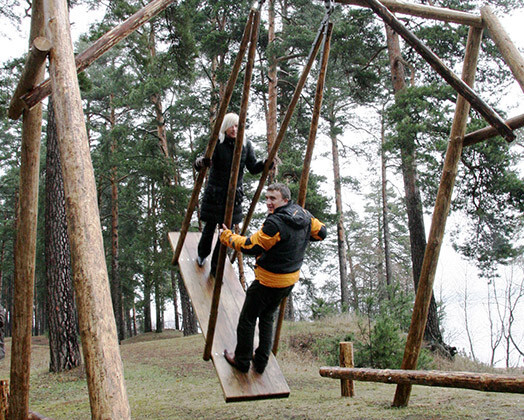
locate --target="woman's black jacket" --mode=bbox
[200,136,264,225]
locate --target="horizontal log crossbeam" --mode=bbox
[8,36,52,120]
[335,0,483,27]
[463,113,524,146]
[18,0,176,116]
[320,367,524,394]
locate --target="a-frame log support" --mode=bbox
[8,1,46,418]
[481,6,524,93]
[44,0,131,417]
[392,25,483,408]
[359,0,515,142]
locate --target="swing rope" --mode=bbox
[232,0,335,247]
[203,2,263,361]
[274,4,334,355]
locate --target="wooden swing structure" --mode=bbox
[6,0,335,413]
[5,0,522,416]
[168,0,334,402]
[317,0,524,408]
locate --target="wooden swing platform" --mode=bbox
[168,231,290,402]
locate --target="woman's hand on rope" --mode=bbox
[193,156,212,171]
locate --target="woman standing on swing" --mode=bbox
[193,112,267,277]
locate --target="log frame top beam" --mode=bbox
[335,0,483,27]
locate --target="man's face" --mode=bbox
[266,189,288,214]
[225,124,238,139]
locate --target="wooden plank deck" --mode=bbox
[168,231,290,402]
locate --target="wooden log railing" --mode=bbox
[320,367,524,394]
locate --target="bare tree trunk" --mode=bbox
[155,277,163,333]
[344,229,360,311]
[143,277,152,333]
[385,24,446,350]
[45,97,81,373]
[170,270,180,330]
[329,129,349,309]
[380,114,393,292]
[179,273,198,336]
[109,93,125,342]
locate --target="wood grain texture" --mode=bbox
[169,232,290,402]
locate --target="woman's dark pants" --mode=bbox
[234,280,294,372]
[197,222,221,274]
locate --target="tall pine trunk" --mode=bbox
[45,97,81,372]
[109,93,125,342]
[179,273,198,336]
[329,125,349,309]
[385,24,447,352]
[380,112,393,294]
[143,278,152,333]
[170,270,180,330]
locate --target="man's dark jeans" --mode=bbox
[234,280,294,372]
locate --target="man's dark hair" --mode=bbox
[267,183,291,200]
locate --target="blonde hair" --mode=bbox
[218,112,241,143]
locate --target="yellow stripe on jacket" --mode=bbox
[255,265,299,288]
[220,227,280,253]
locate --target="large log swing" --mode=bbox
[6,0,522,416]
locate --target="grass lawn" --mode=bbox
[0,321,523,419]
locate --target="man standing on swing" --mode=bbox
[219,183,326,374]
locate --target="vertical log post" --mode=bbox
[340,342,355,397]
[44,0,131,418]
[393,26,483,408]
[0,380,8,420]
[8,1,45,419]
[203,8,260,362]
[481,6,524,94]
